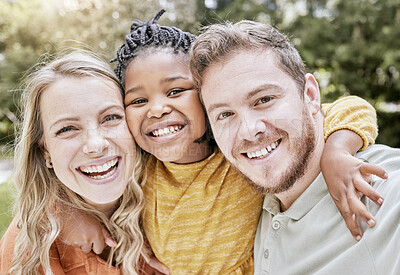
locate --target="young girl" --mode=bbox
[63,10,385,274]
[0,51,147,274]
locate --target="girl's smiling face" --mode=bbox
[124,51,210,163]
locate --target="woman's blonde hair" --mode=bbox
[10,50,147,275]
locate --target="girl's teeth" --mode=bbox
[152,125,182,137]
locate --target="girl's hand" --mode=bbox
[321,130,388,241]
[141,253,170,275]
[59,208,116,254]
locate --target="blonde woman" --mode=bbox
[0,51,148,274]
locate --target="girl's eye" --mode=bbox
[130,98,147,105]
[167,89,185,97]
[104,114,123,122]
[256,96,272,105]
[56,126,74,136]
[218,111,234,120]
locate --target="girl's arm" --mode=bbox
[321,96,387,241]
[59,207,170,273]
[58,207,116,254]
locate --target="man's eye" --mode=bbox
[56,126,74,135]
[131,98,147,105]
[167,89,185,96]
[257,96,272,105]
[218,111,233,120]
[104,114,122,122]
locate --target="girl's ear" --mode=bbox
[303,73,321,115]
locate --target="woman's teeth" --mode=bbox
[80,158,118,179]
[151,125,182,137]
[246,140,280,159]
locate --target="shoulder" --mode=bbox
[356,144,400,175]
[0,217,19,274]
[357,145,400,212]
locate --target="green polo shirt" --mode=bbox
[254,144,400,275]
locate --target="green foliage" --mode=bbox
[197,0,400,148]
[0,180,16,238]
[0,0,196,148]
[0,0,399,148]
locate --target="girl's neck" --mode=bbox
[172,140,212,164]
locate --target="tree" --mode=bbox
[195,0,400,147]
[0,0,197,153]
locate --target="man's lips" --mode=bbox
[78,157,119,180]
[242,138,282,159]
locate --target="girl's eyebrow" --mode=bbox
[160,75,190,84]
[125,76,190,95]
[125,86,142,95]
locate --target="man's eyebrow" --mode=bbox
[246,84,282,100]
[207,102,229,114]
[207,83,282,114]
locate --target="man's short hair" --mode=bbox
[190,20,307,96]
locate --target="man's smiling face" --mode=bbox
[201,50,317,194]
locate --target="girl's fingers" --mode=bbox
[332,191,363,241]
[102,227,117,248]
[92,238,105,255]
[347,187,376,228]
[80,243,92,254]
[353,176,384,206]
[359,163,388,179]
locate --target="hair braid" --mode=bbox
[111,9,196,86]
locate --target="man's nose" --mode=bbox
[237,114,267,141]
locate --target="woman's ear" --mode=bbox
[303,73,321,115]
[41,143,53,169]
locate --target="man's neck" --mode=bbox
[276,132,325,212]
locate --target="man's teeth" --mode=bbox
[152,125,181,137]
[246,141,279,159]
[80,158,118,174]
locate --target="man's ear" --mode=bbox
[303,73,321,115]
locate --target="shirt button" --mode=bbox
[264,248,269,259]
[272,221,280,230]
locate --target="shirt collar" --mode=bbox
[262,173,328,220]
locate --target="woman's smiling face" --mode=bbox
[40,76,135,207]
[124,51,209,163]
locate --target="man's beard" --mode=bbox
[235,111,316,195]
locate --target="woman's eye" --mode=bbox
[168,89,185,97]
[131,98,147,105]
[56,126,74,135]
[257,96,272,105]
[218,111,234,120]
[104,114,123,122]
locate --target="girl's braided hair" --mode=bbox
[111,9,196,86]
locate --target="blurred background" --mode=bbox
[0,0,399,236]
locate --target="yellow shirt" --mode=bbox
[142,96,377,274]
